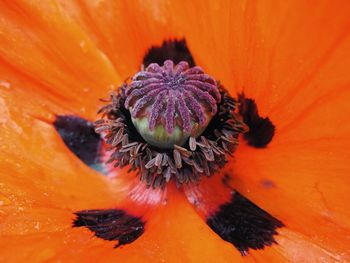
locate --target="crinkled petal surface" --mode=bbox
[0,0,120,118]
[1,0,350,262]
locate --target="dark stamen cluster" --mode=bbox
[95,85,248,188]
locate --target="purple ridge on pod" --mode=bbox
[124,60,221,134]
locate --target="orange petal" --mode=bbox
[58,0,180,78]
[245,228,348,262]
[0,0,120,118]
[226,86,350,259]
[0,97,122,212]
[1,0,350,261]
[223,135,350,260]
[0,74,239,260]
[161,0,350,122]
[154,3,350,258]
[0,168,226,262]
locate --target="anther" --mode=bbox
[94,60,248,188]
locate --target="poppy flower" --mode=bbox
[1,0,350,262]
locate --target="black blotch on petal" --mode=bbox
[207,191,284,256]
[238,94,275,147]
[54,115,102,171]
[143,39,195,67]
[73,209,145,248]
[261,179,276,189]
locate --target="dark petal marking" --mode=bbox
[207,191,284,255]
[73,209,145,248]
[143,39,195,67]
[53,115,103,172]
[261,179,276,189]
[238,94,275,147]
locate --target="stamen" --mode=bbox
[95,61,248,188]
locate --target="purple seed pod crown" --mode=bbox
[124,60,221,134]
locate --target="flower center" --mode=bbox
[124,60,221,149]
[94,60,248,188]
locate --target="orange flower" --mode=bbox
[1,0,350,262]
